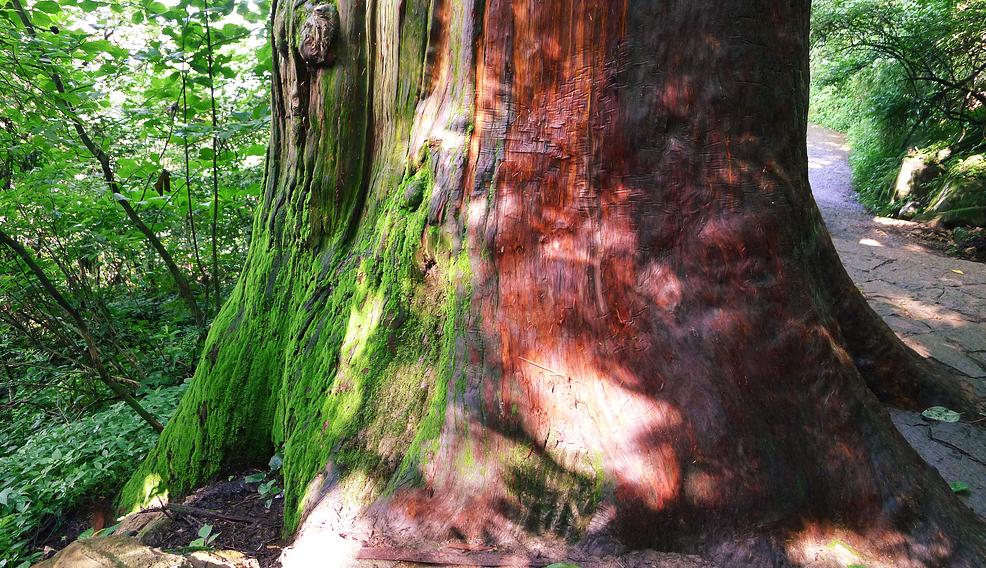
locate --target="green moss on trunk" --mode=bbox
[120,0,454,533]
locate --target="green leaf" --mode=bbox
[197,523,213,539]
[80,39,115,56]
[259,479,273,493]
[268,452,283,471]
[95,522,120,537]
[922,406,961,423]
[243,472,265,483]
[143,1,168,15]
[243,144,267,157]
[950,481,971,494]
[34,1,61,14]
[29,11,52,27]
[117,158,139,177]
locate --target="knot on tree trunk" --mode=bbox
[298,3,339,68]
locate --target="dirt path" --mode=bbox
[808,124,986,517]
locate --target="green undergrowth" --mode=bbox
[810,1,986,217]
[0,385,184,567]
[810,68,916,213]
[812,76,985,217]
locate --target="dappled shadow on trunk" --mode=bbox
[125,1,985,566]
[341,1,985,566]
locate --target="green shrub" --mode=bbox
[0,385,185,567]
[810,0,986,216]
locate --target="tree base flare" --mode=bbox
[280,475,984,567]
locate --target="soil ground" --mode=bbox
[140,471,287,567]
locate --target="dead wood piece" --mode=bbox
[355,546,569,566]
[149,503,257,524]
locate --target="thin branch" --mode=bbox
[0,228,163,432]
[9,0,204,327]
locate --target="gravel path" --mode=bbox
[808,124,986,517]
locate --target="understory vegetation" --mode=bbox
[0,385,184,564]
[810,0,986,225]
[0,0,269,565]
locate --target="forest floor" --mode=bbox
[809,124,986,518]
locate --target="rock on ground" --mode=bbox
[32,535,186,568]
[32,533,260,568]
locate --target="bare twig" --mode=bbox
[148,503,257,524]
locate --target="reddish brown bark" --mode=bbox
[355,1,984,565]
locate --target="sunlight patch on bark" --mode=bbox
[126,473,168,515]
[517,353,685,512]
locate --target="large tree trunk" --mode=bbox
[121,1,984,565]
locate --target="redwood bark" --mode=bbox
[126,1,984,566]
[369,1,984,564]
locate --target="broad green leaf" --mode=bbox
[80,39,115,56]
[117,158,139,178]
[29,11,52,27]
[922,406,961,423]
[33,1,61,14]
[950,481,971,494]
[144,1,168,15]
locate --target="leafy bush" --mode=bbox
[810,0,986,215]
[0,385,185,567]
[0,2,274,564]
